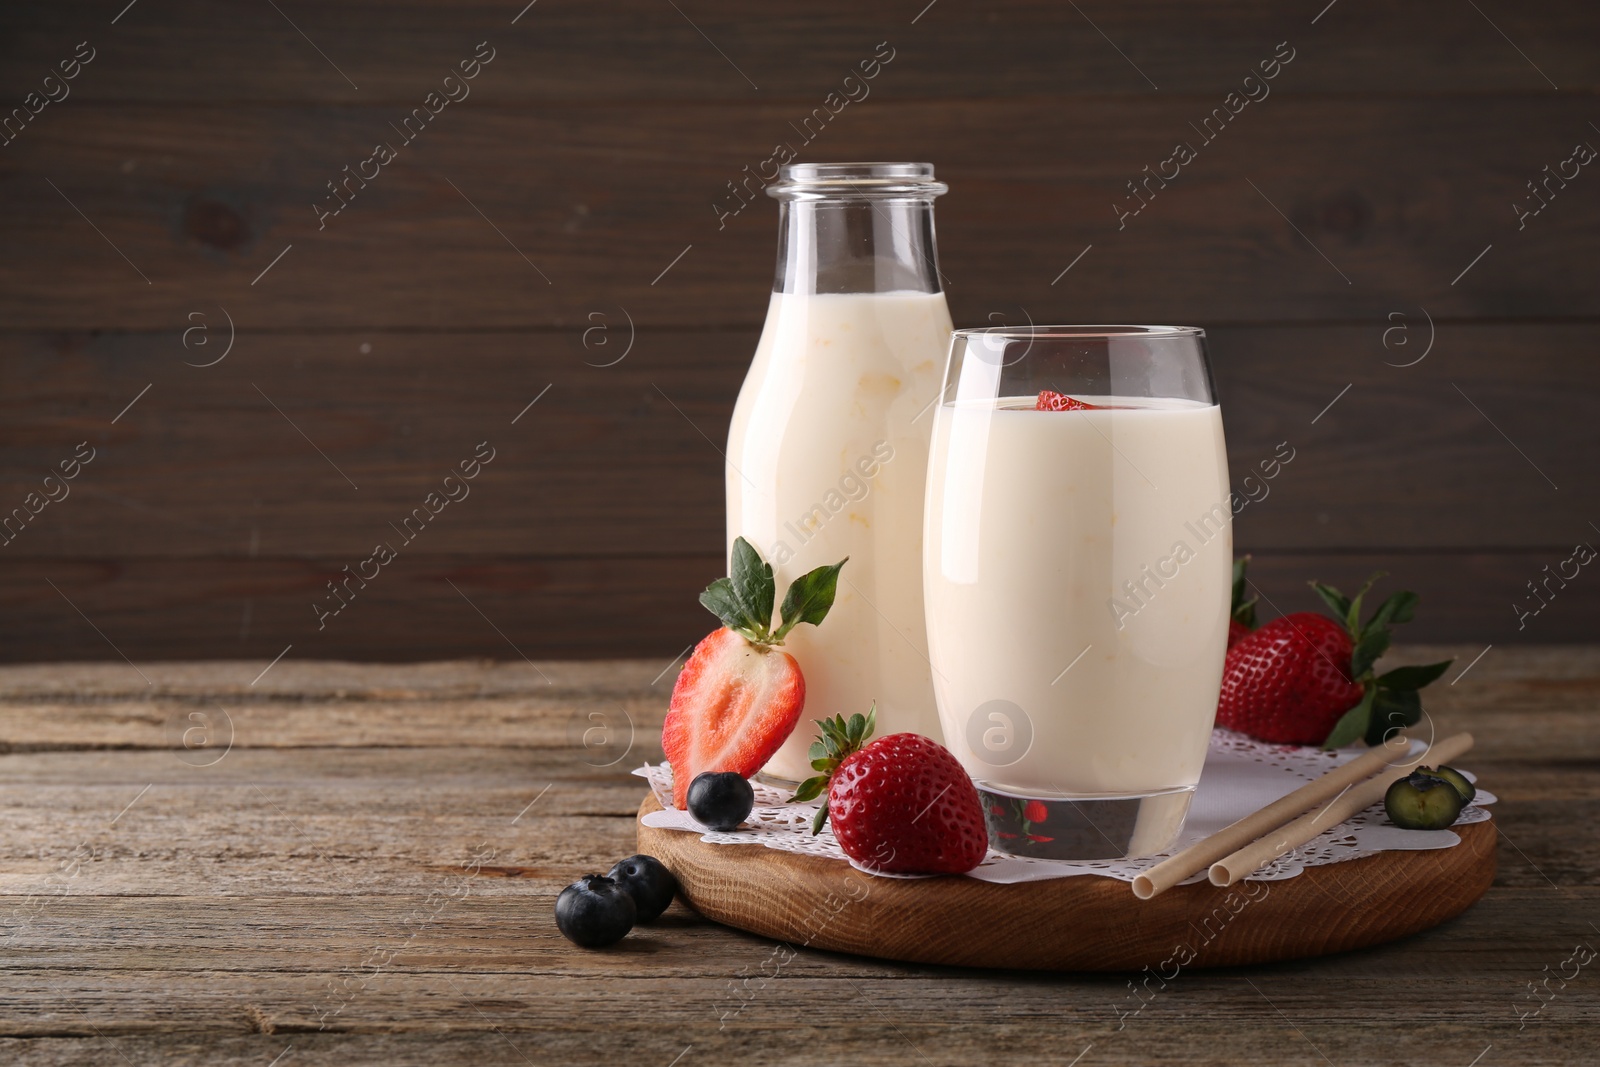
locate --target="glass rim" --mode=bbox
[952,324,1204,341]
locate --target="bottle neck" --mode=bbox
[773,198,942,296]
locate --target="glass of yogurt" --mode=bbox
[923,326,1231,860]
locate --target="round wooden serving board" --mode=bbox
[637,794,1495,971]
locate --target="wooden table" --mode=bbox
[2,646,1595,1065]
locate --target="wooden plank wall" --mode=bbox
[0,1,1596,662]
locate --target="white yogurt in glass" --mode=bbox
[924,394,1231,800]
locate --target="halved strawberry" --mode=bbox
[1035,390,1104,411]
[661,538,847,809]
[662,630,803,808]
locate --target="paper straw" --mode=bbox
[1131,733,1410,899]
[1208,731,1474,887]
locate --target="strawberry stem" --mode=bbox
[1311,574,1453,748]
[1231,555,1258,628]
[790,704,876,833]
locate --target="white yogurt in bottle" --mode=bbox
[726,163,952,782]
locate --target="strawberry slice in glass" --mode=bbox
[1035,389,1105,411]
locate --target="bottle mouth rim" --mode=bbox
[767,162,948,201]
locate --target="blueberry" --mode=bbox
[555,874,636,948]
[687,771,755,831]
[1384,772,1465,831]
[1421,764,1476,804]
[606,854,678,923]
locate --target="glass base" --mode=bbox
[977,781,1195,861]
[753,770,803,791]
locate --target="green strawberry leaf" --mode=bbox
[1231,556,1258,628]
[773,557,848,641]
[728,536,775,639]
[822,731,842,760]
[1350,628,1392,680]
[793,705,875,834]
[699,577,758,635]
[1322,686,1376,749]
[1377,660,1453,690]
[1368,590,1419,630]
[1310,581,1351,621]
[1366,687,1422,746]
[791,775,829,804]
[1344,572,1387,637]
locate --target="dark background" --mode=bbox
[1,1,1596,664]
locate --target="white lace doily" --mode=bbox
[636,730,1496,885]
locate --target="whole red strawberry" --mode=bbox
[1216,614,1362,744]
[662,538,847,809]
[792,709,987,875]
[1215,575,1453,748]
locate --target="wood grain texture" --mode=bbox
[0,551,1595,663]
[0,653,1594,1066]
[2,98,1597,330]
[1,324,1594,557]
[1,315,1595,659]
[2,0,1596,656]
[0,554,719,661]
[0,0,1594,1055]
[0,642,1592,761]
[636,794,1498,971]
[5,1,1599,102]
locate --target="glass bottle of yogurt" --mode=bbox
[726,162,952,783]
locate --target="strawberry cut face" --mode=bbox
[661,627,805,809]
